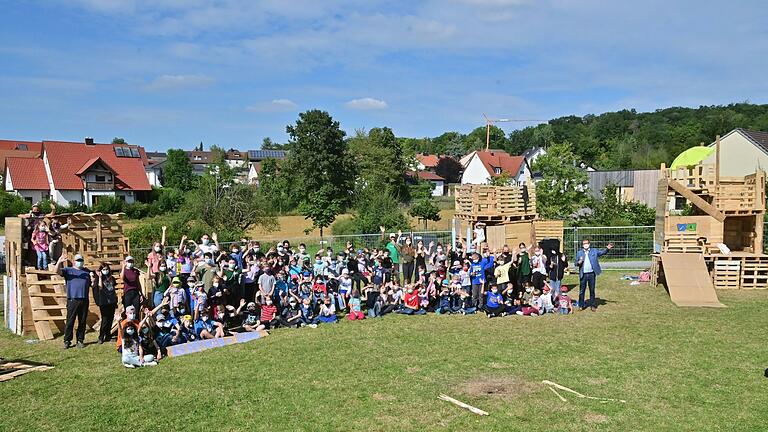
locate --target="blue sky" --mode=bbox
[1,0,766,151]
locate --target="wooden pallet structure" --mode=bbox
[0,359,54,382]
[3,213,131,340]
[653,136,768,292]
[454,184,564,251]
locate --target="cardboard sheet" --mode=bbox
[660,253,726,307]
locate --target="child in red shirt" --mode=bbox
[396,285,426,315]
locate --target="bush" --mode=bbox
[150,187,185,216]
[125,202,151,219]
[125,214,246,250]
[330,218,357,235]
[91,196,127,214]
[0,191,31,224]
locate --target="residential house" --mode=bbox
[587,169,661,207]
[247,149,287,185]
[3,138,151,206]
[0,140,42,185]
[703,128,768,176]
[407,171,445,196]
[521,146,547,166]
[415,153,440,171]
[460,150,532,185]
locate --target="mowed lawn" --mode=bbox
[1,271,767,431]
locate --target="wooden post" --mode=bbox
[96,219,103,252]
[715,135,720,208]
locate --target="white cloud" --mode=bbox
[345,97,388,110]
[143,74,214,91]
[246,99,298,113]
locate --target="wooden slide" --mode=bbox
[660,253,726,307]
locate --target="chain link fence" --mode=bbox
[96,223,768,270]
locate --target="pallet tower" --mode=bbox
[453,183,564,251]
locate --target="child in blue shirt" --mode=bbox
[484,284,506,318]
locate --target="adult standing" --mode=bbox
[54,252,90,349]
[546,250,568,299]
[121,256,143,314]
[381,227,402,282]
[92,262,118,344]
[575,239,613,311]
[400,236,416,284]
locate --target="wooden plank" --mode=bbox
[667,179,726,222]
[660,253,725,307]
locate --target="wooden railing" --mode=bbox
[85,181,114,191]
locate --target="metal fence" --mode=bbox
[92,222,768,268]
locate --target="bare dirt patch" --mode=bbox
[488,362,509,369]
[583,413,609,424]
[459,376,539,401]
[587,377,608,385]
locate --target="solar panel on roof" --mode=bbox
[115,147,125,157]
[129,148,140,158]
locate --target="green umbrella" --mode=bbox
[670,146,715,169]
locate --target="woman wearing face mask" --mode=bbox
[121,256,143,313]
[400,236,416,284]
[415,240,433,274]
[93,263,118,344]
[121,323,157,368]
[152,262,171,308]
[146,231,165,276]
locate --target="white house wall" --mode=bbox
[461,154,491,184]
[431,180,445,196]
[703,132,768,176]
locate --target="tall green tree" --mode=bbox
[532,142,589,219]
[348,127,409,199]
[286,110,356,236]
[409,198,441,230]
[163,149,196,191]
[112,137,126,144]
[464,125,507,152]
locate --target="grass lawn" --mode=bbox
[1,271,767,431]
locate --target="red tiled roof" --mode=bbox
[5,157,49,190]
[43,141,151,191]
[475,151,525,177]
[407,170,445,181]
[0,149,41,178]
[0,140,43,153]
[416,154,440,168]
[74,157,118,176]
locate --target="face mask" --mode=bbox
[406,240,412,244]
[520,248,526,253]
[75,261,84,269]
[218,313,225,320]
[232,248,239,253]
[491,289,498,294]
[141,327,149,334]
[178,308,186,314]
[229,264,236,270]
[316,259,321,264]
[583,244,590,250]
[254,247,260,252]
[126,262,133,269]
[437,248,443,253]
[407,289,414,294]
[266,301,273,305]
[159,266,167,272]
[154,246,161,252]
[201,316,209,321]
[101,269,110,275]
[213,283,219,288]
[207,259,214,266]
[277,247,284,252]
[127,313,136,320]
[40,227,47,232]
[184,248,190,254]
[126,328,135,336]
[202,239,210,245]
[535,252,542,256]
[299,248,306,253]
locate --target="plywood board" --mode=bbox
[660,253,725,307]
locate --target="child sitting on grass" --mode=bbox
[557,286,574,315]
[318,296,338,323]
[347,289,365,320]
[121,323,157,368]
[540,285,555,314]
[484,284,506,318]
[458,288,476,314]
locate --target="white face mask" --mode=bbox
[126,328,135,336]
[583,244,590,250]
[40,227,47,232]
[125,262,133,269]
[437,248,443,253]
[75,261,84,269]
[159,266,167,272]
[101,269,110,275]
[202,238,210,245]
[127,313,136,320]
[254,247,260,252]
[154,246,161,252]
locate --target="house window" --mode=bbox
[17,144,28,150]
[23,196,33,203]
[494,167,502,175]
[95,174,107,182]
[129,148,140,158]
[115,147,125,157]
[117,195,126,202]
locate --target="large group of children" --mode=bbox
[85,230,575,368]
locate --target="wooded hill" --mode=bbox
[399,103,768,170]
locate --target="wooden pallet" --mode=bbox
[713,260,740,289]
[25,268,68,341]
[741,261,768,289]
[455,185,537,219]
[0,360,54,382]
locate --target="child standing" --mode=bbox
[557,286,574,315]
[32,221,51,270]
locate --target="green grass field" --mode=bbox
[1,271,767,431]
